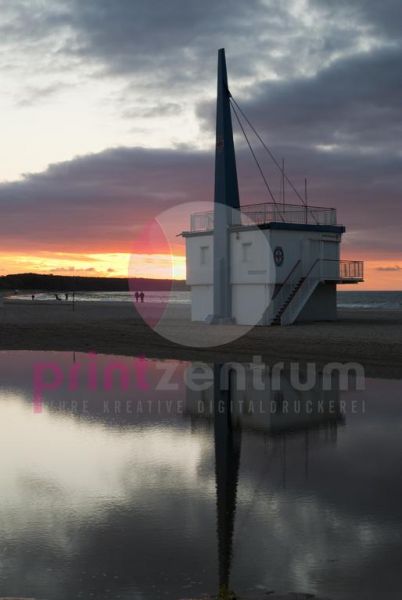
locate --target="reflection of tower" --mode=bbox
[184,362,345,597]
[214,365,241,598]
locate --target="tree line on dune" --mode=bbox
[0,273,189,293]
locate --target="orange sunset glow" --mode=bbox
[1,250,401,290]
[0,252,186,281]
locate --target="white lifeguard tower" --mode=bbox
[183,49,363,326]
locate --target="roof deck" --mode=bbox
[190,202,338,233]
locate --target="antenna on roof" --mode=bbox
[305,177,308,224]
[282,158,285,208]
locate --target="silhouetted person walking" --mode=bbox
[134,291,139,303]
[140,291,145,303]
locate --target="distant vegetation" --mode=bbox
[0,273,188,292]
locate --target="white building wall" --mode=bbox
[191,284,213,321]
[231,284,271,325]
[230,228,274,324]
[269,229,341,282]
[230,228,272,285]
[185,234,213,321]
[185,226,342,324]
[185,234,213,286]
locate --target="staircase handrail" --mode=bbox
[265,259,302,324]
[280,258,322,325]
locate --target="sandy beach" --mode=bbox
[1,299,402,378]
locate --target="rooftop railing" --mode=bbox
[190,202,337,232]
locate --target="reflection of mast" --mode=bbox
[304,430,309,480]
[214,365,241,598]
[281,436,287,489]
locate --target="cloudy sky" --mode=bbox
[0,0,401,288]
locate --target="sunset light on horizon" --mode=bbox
[1,251,402,290]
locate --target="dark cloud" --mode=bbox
[36,0,399,111]
[64,0,272,82]
[16,82,69,107]
[122,101,183,120]
[0,141,401,260]
[0,147,213,253]
[3,0,387,90]
[198,45,402,150]
[0,1,64,45]
[311,0,402,39]
[376,265,401,272]
[51,266,101,274]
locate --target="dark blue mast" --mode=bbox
[211,48,240,323]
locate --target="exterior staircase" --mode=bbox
[279,275,320,325]
[266,257,363,326]
[272,277,305,325]
[265,260,303,326]
[267,258,320,326]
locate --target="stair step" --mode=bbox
[272,277,306,325]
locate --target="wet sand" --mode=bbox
[1,299,402,378]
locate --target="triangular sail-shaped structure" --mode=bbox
[211,49,240,323]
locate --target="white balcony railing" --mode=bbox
[319,259,364,282]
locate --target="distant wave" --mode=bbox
[338,302,402,310]
[338,291,402,310]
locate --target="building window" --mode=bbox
[200,246,209,265]
[242,242,252,262]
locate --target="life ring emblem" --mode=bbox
[274,246,284,266]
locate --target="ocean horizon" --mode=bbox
[8,289,402,310]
